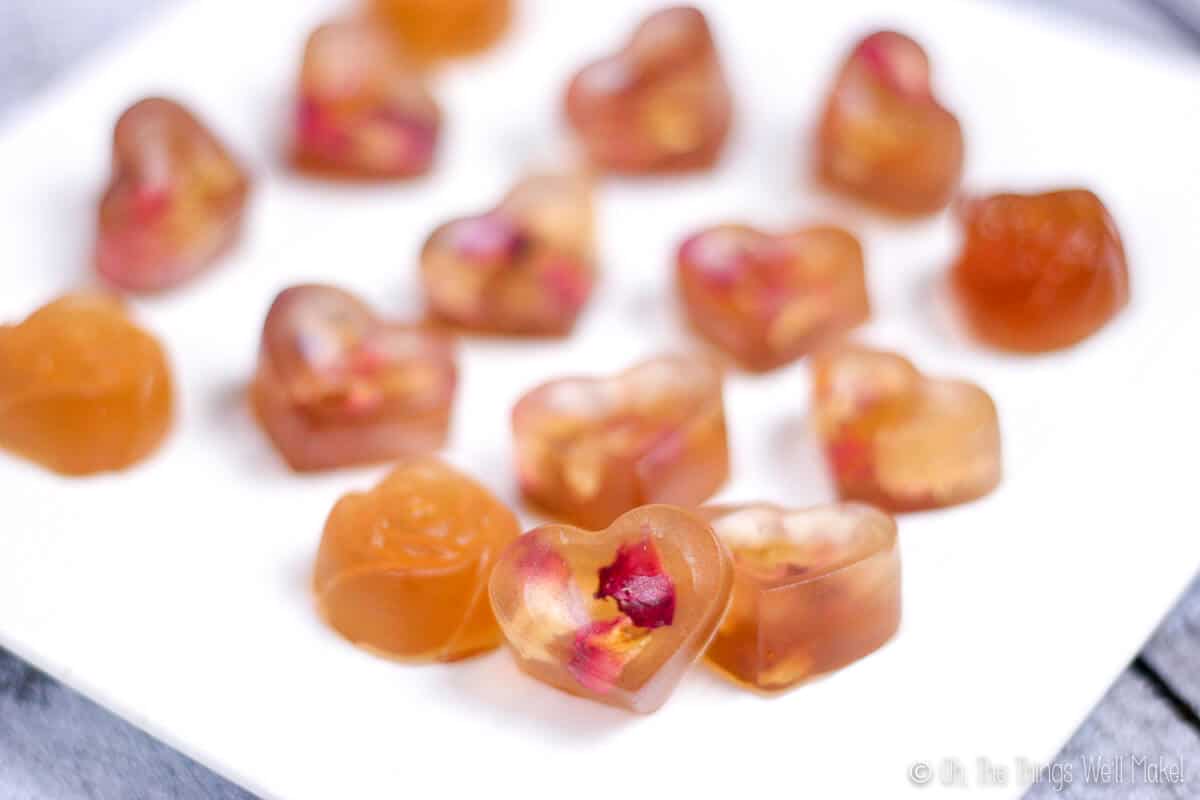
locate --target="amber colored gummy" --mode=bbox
[370,0,512,61]
[314,457,521,661]
[811,344,1002,512]
[816,31,963,215]
[701,503,900,691]
[512,355,729,529]
[950,189,1130,352]
[0,294,173,476]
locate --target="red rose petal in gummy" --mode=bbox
[565,6,732,174]
[292,20,441,179]
[677,223,870,371]
[595,536,676,628]
[815,31,963,215]
[489,505,733,712]
[421,172,595,336]
[252,284,457,471]
[96,98,249,292]
[512,354,729,529]
[950,189,1130,352]
[811,344,1001,511]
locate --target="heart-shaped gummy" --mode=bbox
[700,502,900,691]
[512,354,729,529]
[489,505,733,713]
[0,294,174,476]
[421,172,596,336]
[677,224,870,371]
[816,31,963,215]
[252,284,457,471]
[811,344,1001,511]
[292,20,441,179]
[950,189,1130,353]
[314,457,521,661]
[565,6,732,174]
[96,97,249,292]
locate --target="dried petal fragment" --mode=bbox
[96,98,249,292]
[565,6,732,174]
[677,223,870,370]
[0,293,173,475]
[950,189,1130,352]
[252,284,456,471]
[595,536,676,628]
[815,31,963,214]
[811,344,1001,511]
[701,503,900,691]
[512,354,729,528]
[421,172,596,335]
[314,457,520,661]
[489,505,733,713]
[292,20,441,179]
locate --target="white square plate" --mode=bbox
[1,0,1198,797]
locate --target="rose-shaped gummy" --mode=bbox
[0,294,173,475]
[565,6,732,174]
[513,355,729,529]
[292,20,441,179]
[314,457,521,661]
[421,172,596,336]
[677,223,870,371]
[950,189,1130,353]
[370,0,511,62]
[811,344,1001,511]
[701,503,900,691]
[489,505,733,712]
[96,98,249,292]
[252,284,457,471]
[816,31,963,215]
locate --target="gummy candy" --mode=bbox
[292,20,441,179]
[0,294,173,475]
[677,223,870,371]
[815,31,963,215]
[950,189,1130,352]
[565,6,732,174]
[96,98,249,292]
[421,172,596,336]
[488,505,732,712]
[701,503,900,691]
[252,284,457,471]
[811,344,1001,511]
[314,457,520,661]
[370,0,511,62]
[512,355,729,529]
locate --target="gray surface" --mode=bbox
[0,1,1198,798]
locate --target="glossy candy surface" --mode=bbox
[370,0,511,62]
[314,457,521,661]
[513,355,729,529]
[96,98,249,292]
[565,6,732,174]
[489,505,732,712]
[0,294,173,475]
[701,503,900,691]
[292,20,441,179]
[816,31,963,215]
[677,224,870,371]
[252,284,456,471]
[812,344,1001,511]
[421,172,596,336]
[950,189,1130,352]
